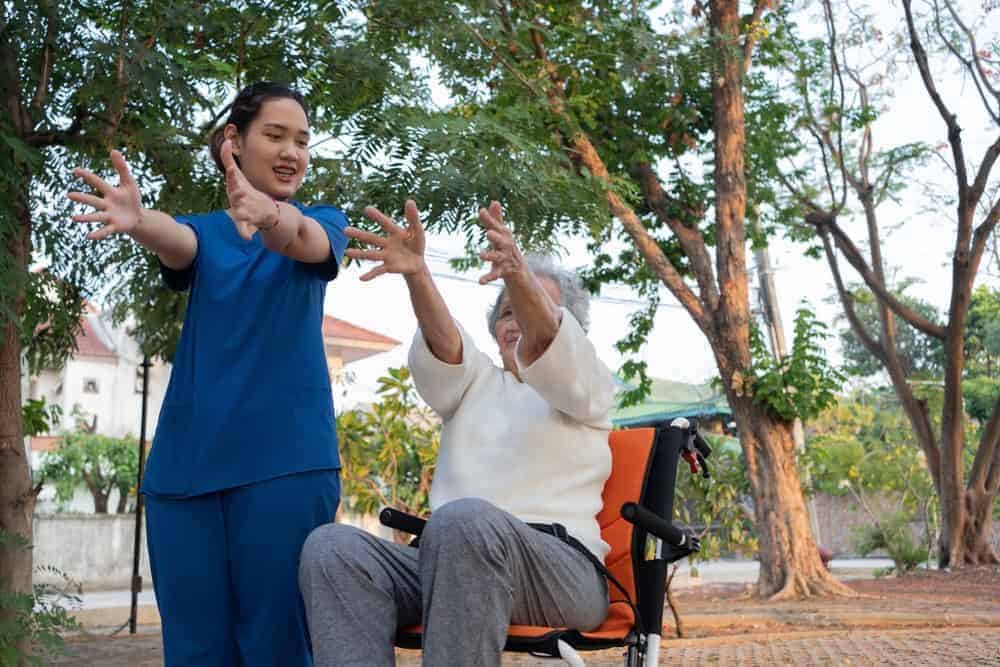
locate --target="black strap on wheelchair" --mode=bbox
[528,523,643,638]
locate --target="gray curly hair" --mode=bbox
[487,255,591,337]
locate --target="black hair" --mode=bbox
[208,81,310,173]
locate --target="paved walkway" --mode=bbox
[46,627,1000,665]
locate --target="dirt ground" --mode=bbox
[48,566,1000,665]
[663,564,1000,638]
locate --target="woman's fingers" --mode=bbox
[344,227,387,247]
[110,150,136,188]
[87,224,119,241]
[72,211,110,223]
[478,207,501,231]
[478,268,502,285]
[403,199,425,242]
[359,265,389,282]
[480,250,504,264]
[73,168,112,195]
[68,191,106,210]
[488,200,504,226]
[363,206,401,235]
[345,248,384,262]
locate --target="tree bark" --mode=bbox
[728,393,854,598]
[0,190,34,660]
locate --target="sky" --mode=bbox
[324,1,1000,409]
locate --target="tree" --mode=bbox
[330,0,848,598]
[778,0,1000,566]
[37,432,140,514]
[337,368,439,543]
[1,0,363,652]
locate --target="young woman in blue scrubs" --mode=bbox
[66,82,347,666]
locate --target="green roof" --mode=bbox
[611,377,731,428]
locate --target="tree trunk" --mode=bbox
[0,195,33,660]
[93,491,109,514]
[961,489,1000,565]
[729,395,855,599]
[116,490,129,514]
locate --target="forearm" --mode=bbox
[404,265,462,364]
[506,270,561,365]
[260,202,330,263]
[128,210,197,270]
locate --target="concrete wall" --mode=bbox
[32,511,393,591]
[33,513,151,591]
[811,492,1000,556]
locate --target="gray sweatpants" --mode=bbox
[298,497,608,666]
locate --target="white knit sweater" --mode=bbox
[408,308,615,561]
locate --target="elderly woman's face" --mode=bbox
[495,276,562,371]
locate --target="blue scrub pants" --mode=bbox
[145,469,340,667]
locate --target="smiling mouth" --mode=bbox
[273,166,297,180]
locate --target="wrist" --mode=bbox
[259,199,281,232]
[403,261,432,283]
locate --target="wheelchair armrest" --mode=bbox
[379,507,427,537]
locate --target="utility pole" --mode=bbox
[754,243,823,545]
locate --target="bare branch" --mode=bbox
[816,219,886,361]
[941,0,1000,123]
[902,0,969,198]
[970,136,1000,208]
[814,215,948,339]
[971,197,1000,272]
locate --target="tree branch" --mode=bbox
[902,0,969,199]
[813,215,948,339]
[634,162,719,313]
[940,0,1000,123]
[468,16,708,331]
[970,197,1000,274]
[29,3,57,118]
[969,396,1000,493]
[970,136,1000,208]
[816,218,886,362]
[741,0,770,74]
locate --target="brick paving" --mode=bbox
[45,626,1000,665]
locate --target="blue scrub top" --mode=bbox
[141,202,349,497]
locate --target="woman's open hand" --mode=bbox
[477,201,526,284]
[67,151,142,240]
[220,139,279,240]
[345,199,427,281]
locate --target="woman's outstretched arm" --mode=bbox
[346,199,462,364]
[68,150,197,269]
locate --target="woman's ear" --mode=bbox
[223,124,241,156]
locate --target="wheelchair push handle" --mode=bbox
[670,417,712,479]
[379,507,427,537]
[620,502,700,552]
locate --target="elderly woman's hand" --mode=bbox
[345,199,427,281]
[477,201,526,285]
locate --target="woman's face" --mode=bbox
[494,276,562,373]
[227,97,310,200]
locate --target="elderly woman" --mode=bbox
[299,200,616,666]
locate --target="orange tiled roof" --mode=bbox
[75,317,116,359]
[322,316,400,347]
